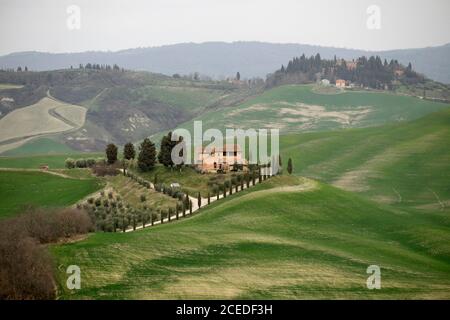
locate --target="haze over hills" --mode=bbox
[1,42,450,84]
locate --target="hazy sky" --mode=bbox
[0,0,449,55]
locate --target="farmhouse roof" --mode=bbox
[196,144,242,153]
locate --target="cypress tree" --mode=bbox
[158,132,177,167]
[106,143,118,164]
[197,192,201,208]
[138,138,156,171]
[123,142,136,160]
[287,158,293,175]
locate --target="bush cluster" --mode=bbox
[65,158,100,169]
[91,162,119,176]
[0,207,93,300]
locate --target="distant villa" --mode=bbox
[196,144,247,173]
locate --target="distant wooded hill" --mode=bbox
[267,54,424,89]
[0,42,449,83]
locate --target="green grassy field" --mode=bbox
[52,175,450,299]
[0,137,76,156]
[0,153,102,169]
[131,85,228,113]
[0,170,102,218]
[160,84,450,138]
[280,108,450,211]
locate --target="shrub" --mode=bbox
[173,190,182,199]
[92,163,119,177]
[75,158,87,168]
[108,191,114,199]
[86,158,96,168]
[65,158,75,169]
[0,207,93,299]
[87,197,94,204]
[140,194,146,202]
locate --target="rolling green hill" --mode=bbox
[0,170,102,218]
[280,108,450,211]
[159,84,450,139]
[52,176,450,299]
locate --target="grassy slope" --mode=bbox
[1,137,75,156]
[0,153,102,169]
[162,84,450,136]
[0,171,102,218]
[280,108,450,210]
[130,85,227,113]
[52,176,450,299]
